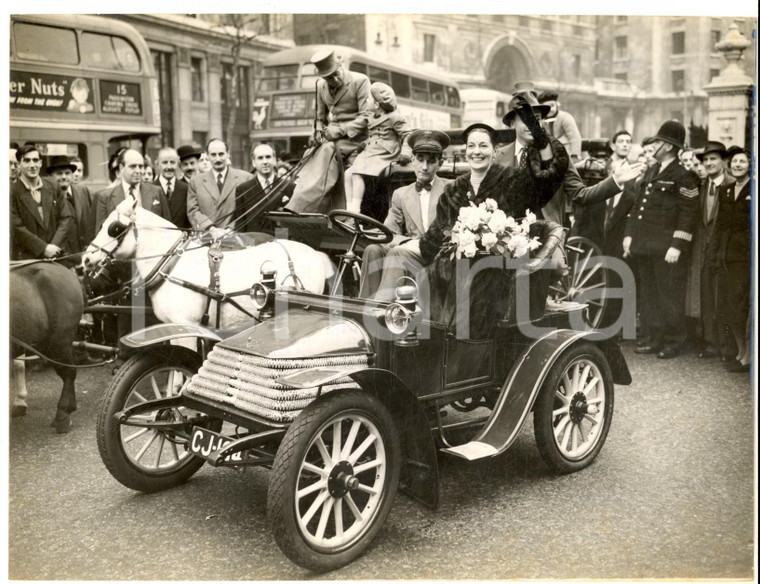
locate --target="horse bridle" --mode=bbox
[83,216,138,286]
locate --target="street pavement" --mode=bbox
[6,342,755,580]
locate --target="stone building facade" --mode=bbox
[293,14,756,146]
[111,14,294,169]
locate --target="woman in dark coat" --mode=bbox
[419,97,569,339]
[709,147,751,372]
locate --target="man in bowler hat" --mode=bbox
[358,129,452,300]
[177,144,202,183]
[623,120,700,359]
[45,155,96,254]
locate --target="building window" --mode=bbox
[519,16,529,27]
[541,19,553,32]
[672,31,685,55]
[151,50,173,147]
[710,68,721,81]
[191,57,205,102]
[573,25,583,36]
[614,72,628,82]
[492,15,504,23]
[572,55,581,78]
[423,34,435,63]
[671,69,685,92]
[192,131,207,149]
[614,36,628,60]
[614,15,628,23]
[711,30,722,50]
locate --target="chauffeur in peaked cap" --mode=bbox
[624,119,700,360]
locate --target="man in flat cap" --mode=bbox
[685,140,733,360]
[623,120,700,359]
[358,129,452,300]
[311,49,372,158]
[177,144,202,183]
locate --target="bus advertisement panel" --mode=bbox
[9,14,161,190]
[251,45,462,159]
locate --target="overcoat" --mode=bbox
[95,182,171,232]
[419,138,569,338]
[154,177,191,229]
[349,110,412,176]
[186,168,254,230]
[315,70,372,142]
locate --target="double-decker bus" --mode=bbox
[10,14,161,190]
[250,45,462,158]
[460,87,513,129]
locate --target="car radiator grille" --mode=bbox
[183,345,367,423]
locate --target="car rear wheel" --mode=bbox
[267,390,400,572]
[534,343,614,473]
[96,346,220,493]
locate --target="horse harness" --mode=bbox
[157,237,306,329]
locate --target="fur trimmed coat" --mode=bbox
[418,137,569,338]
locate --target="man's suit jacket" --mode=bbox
[601,184,637,257]
[384,176,452,241]
[63,183,96,253]
[186,167,254,230]
[316,70,372,141]
[233,174,294,234]
[95,182,172,232]
[494,141,621,226]
[154,177,190,229]
[10,177,73,260]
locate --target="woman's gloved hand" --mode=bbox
[514,94,550,149]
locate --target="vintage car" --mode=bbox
[96,211,630,572]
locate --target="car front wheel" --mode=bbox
[267,390,401,572]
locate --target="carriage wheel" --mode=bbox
[550,236,608,329]
[96,346,220,493]
[267,390,400,572]
[533,343,614,473]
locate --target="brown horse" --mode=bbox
[9,261,84,433]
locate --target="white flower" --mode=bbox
[528,236,542,251]
[481,231,498,251]
[461,241,478,258]
[483,198,498,212]
[458,206,483,231]
[525,210,537,224]
[487,209,509,234]
[504,215,518,231]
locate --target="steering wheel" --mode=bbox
[327,210,394,244]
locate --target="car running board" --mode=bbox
[442,329,590,461]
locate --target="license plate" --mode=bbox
[190,427,243,463]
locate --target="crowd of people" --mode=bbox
[9,48,752,373]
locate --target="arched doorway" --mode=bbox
[483,37,534,93]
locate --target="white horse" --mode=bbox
[83,198,334,329]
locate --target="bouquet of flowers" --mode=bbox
[442,199,541,260]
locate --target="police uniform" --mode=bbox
[625,122,699,356]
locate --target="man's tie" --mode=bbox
[706,181,716,223]
[165,179,173,201]
[216,173,224,194]
[415,181,432,193]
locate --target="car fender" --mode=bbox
[120,323,222,349]
[349,368,440,511]
[443,330,628,461]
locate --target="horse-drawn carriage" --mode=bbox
[90,192,630,571]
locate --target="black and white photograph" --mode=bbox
[3,4,757,581]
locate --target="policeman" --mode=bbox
[623,120,699,359]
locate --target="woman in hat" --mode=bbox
[418,95,569,338]
[709,147,751,373]
[345,82,411,215]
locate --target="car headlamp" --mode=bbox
[250,282,271,310]
[249,262,278,318]
[383,277,421,345]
